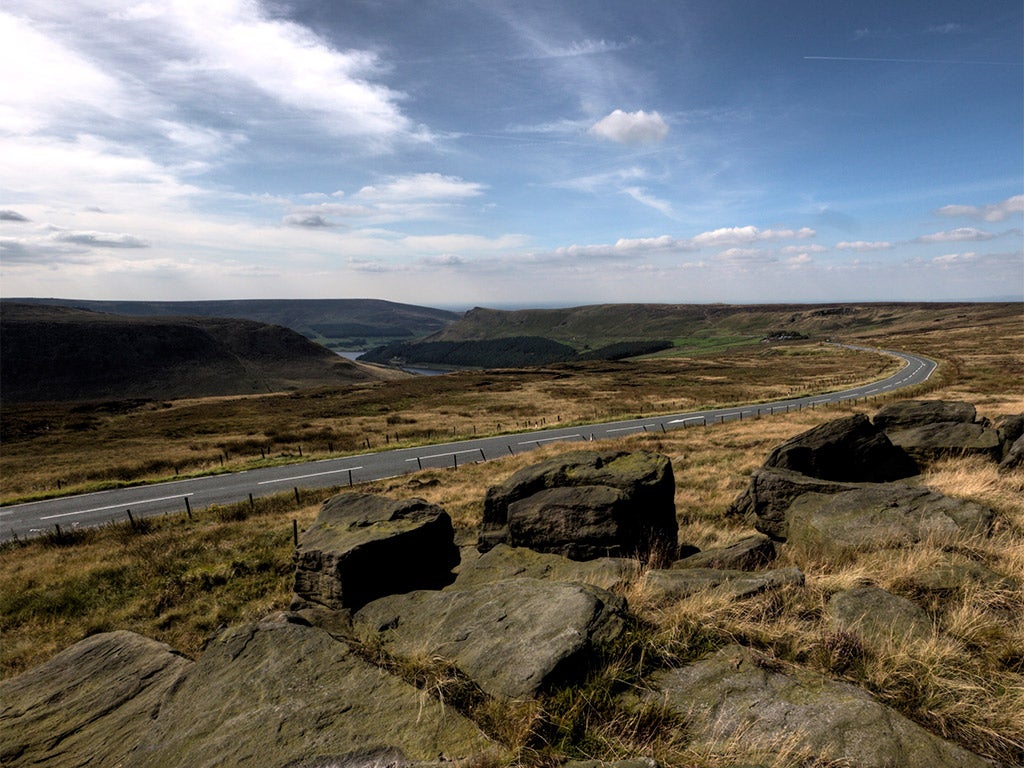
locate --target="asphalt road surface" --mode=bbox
[0,345,935,542]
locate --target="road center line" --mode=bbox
[41,493,195,520]
[257,467,362,485]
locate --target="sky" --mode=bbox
[1,0,1022,308]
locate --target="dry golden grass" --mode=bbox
[1,304,1022,765]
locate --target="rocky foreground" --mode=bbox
[2,400,1021,767]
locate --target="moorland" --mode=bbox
[0,300,1021,766]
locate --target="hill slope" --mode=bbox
[371,302,1020,367]
[6,298,461,350]
[0,304,404,402]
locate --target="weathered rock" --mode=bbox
[454,543,639,591]
[999,433,1024,474]
[785,485,994,558]
[124,620,498,768]
[354,578,628,700]
[478,450,677,562]
[996,413,1024,452]
[727,467,867,540]
[563,761,660,768]
[292,493,460,612]
[874,400,978,430]
[0,631,192,768]
[827,586,932,645]
[760,414,918,482]
[673,533,776,570]
[885,422,1003,463]
[902,552,1018,594]
[643,566,804,603]
[647,645,991,768]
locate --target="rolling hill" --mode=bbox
[0,304,407,403]
[5,298,461,350]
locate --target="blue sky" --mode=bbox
[1,0,1021,307]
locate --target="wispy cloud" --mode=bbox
[836,240,894,251]
[691,226,815,248]
[0,210,30,222]
[915,227,996,243]
[935,194,1023,223]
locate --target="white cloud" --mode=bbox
[715,247,775,263]
[623,187,673,216]
[916,227,995,243]
[836,240,894,251]
[936,195,1024,223]
[932,251,978,265]
[691,226,815,247]
[589,110,669,145]
[780,244,827,255]
[356,173,486,201]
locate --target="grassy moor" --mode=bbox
[1,301,1022,766]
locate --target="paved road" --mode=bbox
[0,345,935,542]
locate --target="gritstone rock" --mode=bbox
[673,533,776,570]
[454,542,639,591]
[826,586,932,646]
[354,578,628,700]
[0,631,192,768]
[646,645,992,768]
[478,450,677,562]
[873,400,978,430]
[760,413,918,483]
[124,619,498,767]
[292,493,459,612]
[643,566,804,603]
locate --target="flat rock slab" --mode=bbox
[827,586,932,645]
[479,450,677,562]
[643,566,804,603]
[454,543,639,591]
[124,620,498,768]
[647,645,991,768]
[354,578,629,700]
[786,485,994,558]
[886,422,1003,463]
[293,493,459,611]
[0,630,192,768]
[761,414,917,483]
[673,533,776,570]
[874,400,978,430]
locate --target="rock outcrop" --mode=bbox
[454,543,639,591]
[643,566,804,603]
[0,631,192,768]
[123,619,498,767]
[647,645,992,768]
[875,400,1005,462]
[785,485,994,558]
[826,586,932,645]
[478,450,677,562]
[673,532,776,570]
[354,578,628,700]
[760,413,918,483]
[292,493,460,612]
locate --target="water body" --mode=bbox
[336,350,446,377]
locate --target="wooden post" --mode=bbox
[292,519,298,548]
[249,493,255,510]
[127,509,135,528]
[294,487,301,506]
[348,469,353,487]
[184,497,192,520]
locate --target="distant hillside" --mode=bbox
[366,302,1021,367]
[0,304,406,403]
[7,298,461,351]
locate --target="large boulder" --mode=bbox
[454,543,639,591]
[760,414,918,482]
[874,400,1003,463]
[885,422,1003,463]
[0,631,192,768]
[292,493,460,612]
[354,578,628,700]
[727,466,868,540]
[646,645,991,768]
[785,485,994,559]
[873,400,978,430]
[999,434,1024,474]
[478,450,677,562]
[124,619,498,767]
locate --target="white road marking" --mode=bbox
[257,467,362,485]
[41,493,195,520]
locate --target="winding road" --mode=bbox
[0,345,935,542]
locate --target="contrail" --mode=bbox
[804,55,1023,66]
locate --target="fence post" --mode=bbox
[292,519,299,548]
[184,497,192,520]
